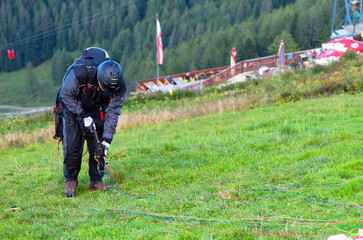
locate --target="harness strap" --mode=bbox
[55,140,60,161]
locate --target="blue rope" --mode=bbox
[104,169,156,197]
[239,182,345,192]
[239,191,362,208]
[43,219,74,239]
[104,168,362,209]
[32,218,46,240]
[107,210,272,229]
[15,206,362,237]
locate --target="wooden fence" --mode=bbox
[136,50,309,93]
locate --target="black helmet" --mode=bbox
[97,60,124,92]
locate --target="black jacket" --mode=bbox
[60,64,126,142]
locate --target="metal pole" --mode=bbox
[156,14,159,81]
[360,0,363,23]
[345,0,353,25]
[331,0,338,39]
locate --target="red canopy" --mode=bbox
[322,37,363,53]
[316,49,345,65]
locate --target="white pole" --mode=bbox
[156,14,159,81]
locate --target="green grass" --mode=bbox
[1,93,362,239]
[0,112,53,135]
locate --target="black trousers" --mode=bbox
[62,108,104,183]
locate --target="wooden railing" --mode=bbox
[136,50,309,93]
[201,50,307,89]
[136,66,229,91]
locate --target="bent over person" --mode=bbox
[60,47,126,197]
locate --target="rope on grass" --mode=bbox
[110,168,362,196]
[104,166,156,198]
[11,205,46,239]
[239,182,344,192]
[32,217,46,240]
[122,176,185,194]
[260,186,362,207]
[15,164,354,238]
[102,171,362,237]
[59,219,81,240]
[109,207,363,226]
[43,219,75,240]
[14,207,363,239]
[105,166,362,209]
[10,206,81,240]
[147,221,329,238]
[107,209,279,231]
[25,207,363,227]
[238,191,363,208]
[104,167,139,196]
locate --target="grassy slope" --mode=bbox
[0,51,81,107]
[0,59,57,107]
[1,93,362,239]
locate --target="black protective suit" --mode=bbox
[59,48,126,183]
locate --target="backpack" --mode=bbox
[52,90,64,140]
[52,47,110,141]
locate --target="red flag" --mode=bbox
[230,48,237,75]
[156,16,164,65]
[230,48,236,67]
[7,49,15,59]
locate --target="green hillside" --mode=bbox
[1,93,362,239]
[0,50,81,107]
[0,0,335,106]
[0,60,56,107]
[1,54,362,142]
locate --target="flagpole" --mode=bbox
[156,14,159,82]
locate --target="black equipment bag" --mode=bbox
[53,89,64,141]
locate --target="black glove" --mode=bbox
[76,112,94,133]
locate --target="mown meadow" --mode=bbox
[1,92,362,239]
[0,55,362,239]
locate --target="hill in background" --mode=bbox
[0,0,334,106]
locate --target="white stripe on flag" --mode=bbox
[156,16,164,65]
[230,48,236,66]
